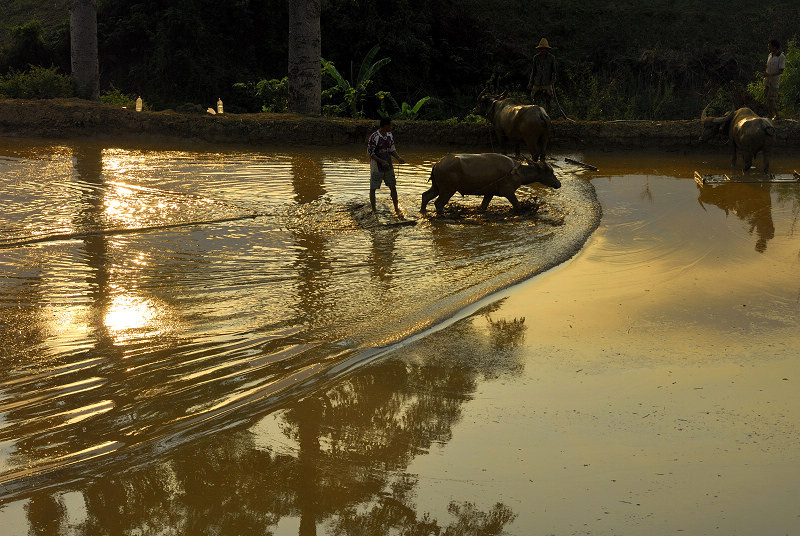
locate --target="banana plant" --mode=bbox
[397,96,431,120]
[321,44,390,117]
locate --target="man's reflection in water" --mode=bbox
[368,226,399,284]
[698,183,775,252]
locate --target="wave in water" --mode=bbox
[0,140,600,500]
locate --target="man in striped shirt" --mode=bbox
[367,117,405,215]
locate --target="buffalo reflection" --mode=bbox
[697,182,775,253]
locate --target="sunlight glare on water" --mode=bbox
[2,138,799,535]
[0,138,597,505]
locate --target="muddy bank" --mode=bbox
[1,97,799,150]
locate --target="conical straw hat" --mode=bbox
[537,38,551,49]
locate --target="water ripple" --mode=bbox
[0,140,599,500]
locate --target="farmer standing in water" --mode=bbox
[367,117,405,216]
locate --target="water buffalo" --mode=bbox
[473,90,551,162]
[421,153,561,216]
[700,106,776,173]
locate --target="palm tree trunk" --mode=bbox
[288,0,321,116]
[70,0,99,100]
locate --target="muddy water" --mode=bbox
[0,138,595,529]
[1,138,798,535]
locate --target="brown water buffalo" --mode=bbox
[421,153,561,216]
[700,106,776,173]
[473,90,551,162]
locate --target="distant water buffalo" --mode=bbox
[421,153,561,216]
[700,106,776,173]
[473,90,551,162]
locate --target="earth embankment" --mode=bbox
[1,98,799,150]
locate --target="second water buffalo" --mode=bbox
[700,106,776,173]
[421,153,561,216]
[473,90,551,162]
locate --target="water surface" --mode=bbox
[0,138,595,504]
[1,139,799,535]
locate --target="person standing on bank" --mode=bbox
[367,117,405,215]
[528,38,557,110]
[762,39,786,120]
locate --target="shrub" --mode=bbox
[0,65,71,99]
[100,85,138,108]
[232,77,288,113]
[777,38,799,117]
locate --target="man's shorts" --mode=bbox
[370,168,396,190]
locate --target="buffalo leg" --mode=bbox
[524,137,541,162]
[421,186,438,212]
[434,191,455,216]
[537,133,549,161]
[496,129,508,155]
[743,152,754,171]
[480,194,494,212]
[506,193,521,212]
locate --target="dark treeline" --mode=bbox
[1,0,798,119]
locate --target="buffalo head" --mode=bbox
[472,89,509,117]
[699,103,734,142]
[517,161,561,189]
[472,91,495,116]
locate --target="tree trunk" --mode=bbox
[288,0,321,116]
[70,0,99,100]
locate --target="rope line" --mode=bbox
[0,213,267,249]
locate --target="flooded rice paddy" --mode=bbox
[1,137,799,535]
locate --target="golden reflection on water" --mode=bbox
[1,140,799,534]
[103,295,160,338]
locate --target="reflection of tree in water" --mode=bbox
[291,154,332,328]
[10,293,522,534]
[7,149,520,534]
[640,177,654,203]
[292,154,327,205]
[417,299,528,380]
[25,493,66,535]
[775,183,800,241]
[481,300,527,351]
[14,145,126,531]
[697,183,775,253]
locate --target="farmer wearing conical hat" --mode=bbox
[528,37,557,110]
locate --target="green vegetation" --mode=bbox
[0,1,69,47]
[321,45,391,118]
[1,0,798,120]
[0,65,71,98]
[99,85,141,108]
[232,78,288,113]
